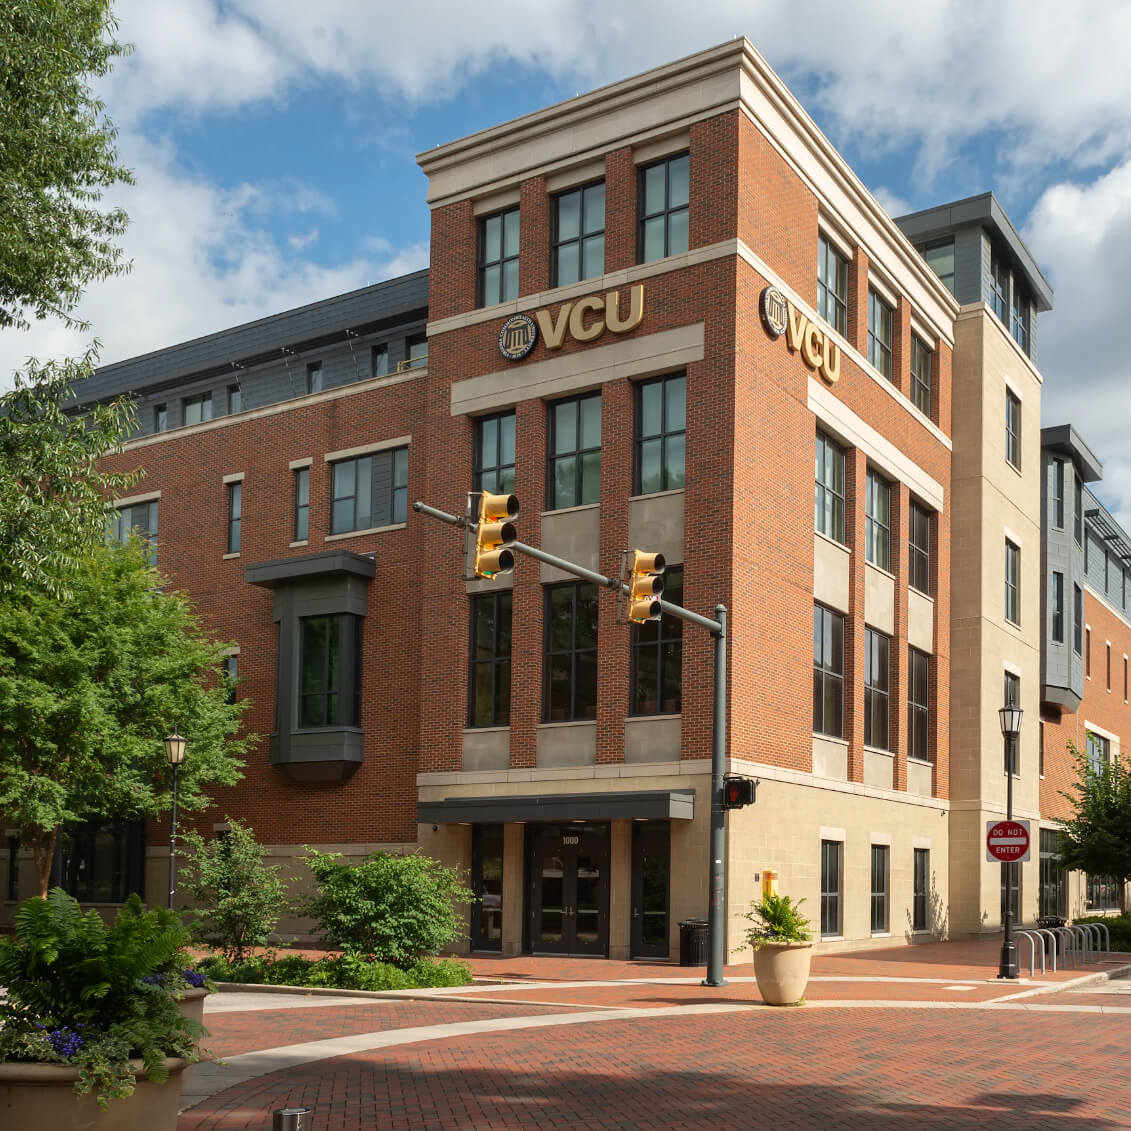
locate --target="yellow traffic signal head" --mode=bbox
[628,548,666,623]
[474,492,519,578]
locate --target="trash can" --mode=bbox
[679,918,709,966]
[273,1109,313,1131]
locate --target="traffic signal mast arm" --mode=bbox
[413,499,721,634]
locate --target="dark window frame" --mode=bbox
[820,839,842,938]
[547,392,602,510]
[864,628,890,751]
[1005,389,1021,470]
[306,362,323,395]
[1074,477,1083,545]
[474,411,516,496]
[154,403,168,432]
[1004,539,1020,625]
[1039,828,1066,920]
[990,250,1009,322]
[913,848,930,932]
[542,581,599,723]
[552,180,605,287]
[630,566,683,716]
[865,469,892,571]
[478,207,520,307]
[329,447,408,535]
[870,844,889,934]
[298,613,361,730]
[293,467,310,542]
[910,335,932,418]
[1051,571,1064,644]
[909,502,930,595]
[468,591,512,728]
[1052,459,1065,529]
[634,374,686,495]
[371,344,389,379]
[638,152,690,264]
[815,430,846,545]
[867,288,893,379]
[921,238,955,294]
[1074,584,1084,654]
[909,647,930,763]
[226,481,242,555]
[182,391,212,427]
[816,234,848,335]
[813,603,844,738]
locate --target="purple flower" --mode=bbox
[141,973,168,985]
[44,1027,85,1059]
[182,969,207,989]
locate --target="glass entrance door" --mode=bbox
[527,824,609,956]
[470,824,503,951]
[631,821,670,958]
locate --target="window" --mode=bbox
[1005,389,1021,470]
[371,345,389,379]
[7,835,19,901]
[813,604,844,738]
[1084,530,1090,574]
[921,238,954,294]
[1039,829,1066,920]
[909,647,930,763]
[183,392,212,426]
[223,654,238,706]
[820,840,842,937]
[866,288,893,379]
[1086,730,1109,775]
[1086,628,1092,677]
[1051,572,1064,643]
[1003,671,1020,774]
[306,363,323,395]
[632,566,683,715]
[990,250,1009,323]
[1011,279,1030,354]
[54,819,145,904]
[299,614,361,728]
[543,582,598,722]
[111,499,158,563]
[909,502,930,594]
[865,470,891,570]
[330,447,408,534]
[814,431,845,544]
[1074,585,1084,654]
[548,393,601,510]
[639,153,689,263]
[1000,861,1021,925]
[1105,549,1111,594]
[864,628,890,751]
[293,468,309,541]
[553,181,605,286]
[406,334,428,367]
[635,374,686,494]
[1107,643,1112,691]
[1052,459,1064,529]
[816,235,847,334]
[913,848,929,932]
[1087,872,1119,912]
[227,384,242,415]
[478,207,519,307]
[1074,476,1083,545]
[1124,655,1128,701]
[910,336,932,417]
[468,591,512,728]
[1039,719,1044,777]
[154,404,168,432]
[226,481,242,554]
[1004,540,1020,625]
[474,411,516,495]
[870,844,889,933]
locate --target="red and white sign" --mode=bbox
[986,819,1031,864]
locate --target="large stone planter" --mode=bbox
[752,941,813,1006]
[0,1057,190,1130]
[176,986,210,1027]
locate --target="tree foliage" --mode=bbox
[0,540,252,896]
[0,350,138,599]
[303,849,475,968]
[1059,740,1131,912]
[178,819,291,963]
[0,0,133,331]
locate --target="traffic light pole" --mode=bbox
[413,499,729,985]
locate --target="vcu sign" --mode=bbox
[498,285,645,361]
[760,286,841,386]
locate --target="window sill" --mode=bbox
[820,934,844,942]
[290,539,309,549]
[870,932,892,939]
[628,487,685,503]
[538,719,597,730]
[1006,459,1023,479]
[626,712,681,722]
[813,733,849,746]
[463,725,510,735]
[814,530,849,554]
[909,585,933,602]
[325,523,406,542]
[222,551,240,560]
[542,502,600,518]
[907,757,933,767]
[864,559,896,581]
[864,745,894,757]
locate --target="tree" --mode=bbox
[178,820,291,963]
[1059,740,1131,914]
[1,0,133,331]
[0,540,252,897]
[0,350,138,599]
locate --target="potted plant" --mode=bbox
[738,892,814,1006]
[0,888,209,1128]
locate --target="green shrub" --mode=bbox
[179,819,291,963]
[1076,913,1131,951]
[303,848,474,968]
[192,950,472,990]
[736,893,813,952]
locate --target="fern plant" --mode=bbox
[737,893,813,951]
[0,889,207,1107]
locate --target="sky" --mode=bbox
[5,0,1131,521]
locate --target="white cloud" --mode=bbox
[287,228,320,250]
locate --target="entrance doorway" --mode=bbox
[526,823,609,956]
[631,820,670,958]
[470,824,503,952]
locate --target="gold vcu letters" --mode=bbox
[785,304,840,385]
[535,284,645,349]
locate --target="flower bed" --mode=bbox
[193,950,472,991]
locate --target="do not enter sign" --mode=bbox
[986,819,1031,864]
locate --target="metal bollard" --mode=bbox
[273,1108,313,1131]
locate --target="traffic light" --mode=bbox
[723,775,757,809]
[627,549,666,622]
[473,492,518,579]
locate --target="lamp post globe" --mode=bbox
[164,733,187,909]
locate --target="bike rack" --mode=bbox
[1033,928,1058,973]
[1094,922,1111,958]
[1014,930,1041,976]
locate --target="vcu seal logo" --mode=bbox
[498,313,538,360]
[760,286,788,339]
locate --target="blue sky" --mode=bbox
[5,1,1131,518]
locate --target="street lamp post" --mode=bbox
[164,732,187,910]
[997,701,1022,979]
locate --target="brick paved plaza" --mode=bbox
[177,943,1131,1130]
